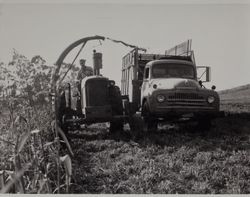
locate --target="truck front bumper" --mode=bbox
[149,105,222,120]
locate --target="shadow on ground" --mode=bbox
[68,112,250,153]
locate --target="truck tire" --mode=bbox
[142,118,158,133]
[110,119,123,134]
[129,113,143,139]
[197,118,212,131]
[142,102,158,133]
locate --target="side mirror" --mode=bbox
[205,67,211,82]
[197,66,211,82]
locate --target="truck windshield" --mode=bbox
[152,63,195,79]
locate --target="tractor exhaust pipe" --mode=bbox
[93,50,103,76]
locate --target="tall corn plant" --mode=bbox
[0,51,73,194]
[0,100,73,193]
[0,101,53,193]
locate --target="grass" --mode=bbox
[69,111,250,194]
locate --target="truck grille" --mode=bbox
[168,93,203,100]
[167,93,206,106]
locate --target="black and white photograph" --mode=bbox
[0,0,250,194]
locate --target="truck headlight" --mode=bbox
[157,94,165,103]
[207,96,215,104]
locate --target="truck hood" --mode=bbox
[150,78,200,90]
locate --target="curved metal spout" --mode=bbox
[52,35,105,87]
[55,35,105,66]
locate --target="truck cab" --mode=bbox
[141,58,220,122]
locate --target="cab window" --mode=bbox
[152,63,195,79]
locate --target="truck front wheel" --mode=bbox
[109,119,123,134]
[142,102,158,133]
[142,119,158,133]
[128,113,143,139]
[197,118,212,131]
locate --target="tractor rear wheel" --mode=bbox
[109,85,124,134]
[57,92,70,138]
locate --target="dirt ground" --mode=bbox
[67,104,250,194]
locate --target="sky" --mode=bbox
[0,0,250,90]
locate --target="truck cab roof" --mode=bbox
[145,59,196,68]
[159,55,194,62]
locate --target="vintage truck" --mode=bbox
[121,40,221,132]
